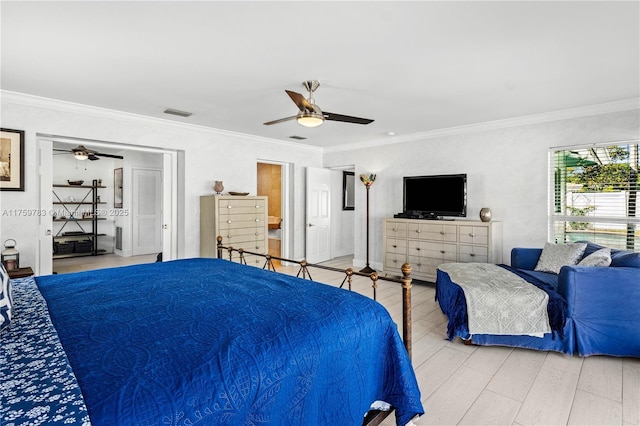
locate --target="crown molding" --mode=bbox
[325,98,640,153]
[0,90,323,154]
[3,90,637,155]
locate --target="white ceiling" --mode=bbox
[2,1,638,148]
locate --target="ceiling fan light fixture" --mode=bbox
[73,151,89,160]
[296,111,324,128]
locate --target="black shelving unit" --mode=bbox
[52,179,107,259]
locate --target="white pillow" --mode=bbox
[578,248,612,267]
[534,242,587,274]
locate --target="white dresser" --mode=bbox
[200,195,268,267]
[383,218,503,282]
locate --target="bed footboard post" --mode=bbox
[370,272,379,301]
[216,236,223,259]
[401,263,413,359]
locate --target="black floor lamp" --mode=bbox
[359,173,376,274]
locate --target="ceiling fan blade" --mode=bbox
[88,154,100,161]
[263,116,297,126]
[285,90,314,112]
[323,112,374,125]
[94,152,124,159]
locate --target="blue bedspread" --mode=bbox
[34,258,423,425]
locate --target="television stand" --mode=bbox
[383,218,503,282]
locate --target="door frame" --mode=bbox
[38,135,179,274]
[257,159,292,262]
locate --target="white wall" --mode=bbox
[323,108,640,268]
[0,93,323,272]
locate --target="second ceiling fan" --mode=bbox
[264,80,374,128]
[54,145,124,161]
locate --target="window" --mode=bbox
[550,141,639,252]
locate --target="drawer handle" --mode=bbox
[469,233,475,237]
[227,234,232,238]
[227,220,232,223]
[440,250,445,254]
[417,263,422,267]
[416,230,421,233]
[255,232,259,236]
[256,205,260,208]
[470,253,476,257]
[392,228,396,232]
[255,219,260,222]
[440,231,445,235]
[416,247,421,251]
[392,245,397,248]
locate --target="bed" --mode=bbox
[1,257,423,425]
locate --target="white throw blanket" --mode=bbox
[438,263,551,337]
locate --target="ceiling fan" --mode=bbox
[264,80,374,128]
[54,145,124,161]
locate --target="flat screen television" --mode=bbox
[403,174,467,219]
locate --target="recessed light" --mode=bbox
[386,131,396,136]
[164,108,193,117]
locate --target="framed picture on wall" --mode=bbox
[114,167,123,208]
[343,171,355,210]
[0,128,25,191]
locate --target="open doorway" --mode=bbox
[257,162,283,266]
[39,136,178,275]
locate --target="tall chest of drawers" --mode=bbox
[200,195,268,267]
[384,218,502,282]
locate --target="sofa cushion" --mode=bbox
[610,252,640,268]
[534,242,587,274]
[578,248,612,267]
[576,240,640,268]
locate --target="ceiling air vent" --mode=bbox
[289,135,307,140]
[164,108,193,117]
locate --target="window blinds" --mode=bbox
[549,141,639,252]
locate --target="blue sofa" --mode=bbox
[436,241,640,357]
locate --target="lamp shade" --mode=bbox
[2,239,19,270]
[360,173,376,187]
[74,151,89,160]
[297,111,324,128]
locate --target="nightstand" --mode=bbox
[8,267,34,279]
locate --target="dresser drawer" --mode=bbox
[459,225,489,245]
[459,245,489,263]
[407,223,457,242]
[409,241,457,261]
[407,255,442,277]
[386,221,407,238]
[384,252,407,271]
[386,238,407,254]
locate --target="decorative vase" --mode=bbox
[479,207,492,222]
[213,181,224,194]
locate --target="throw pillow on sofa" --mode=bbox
[578,248,612,267]
[534,242,587,274]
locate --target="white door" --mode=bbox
[132,168,162,255]
[38,138,53,275]
[305,167,331,263]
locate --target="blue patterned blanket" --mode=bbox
[0,278,90,425]
[4,258,423,425]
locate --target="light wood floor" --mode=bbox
[52,253,158,274]
[52,254,640,425]
[281,257,640,426]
